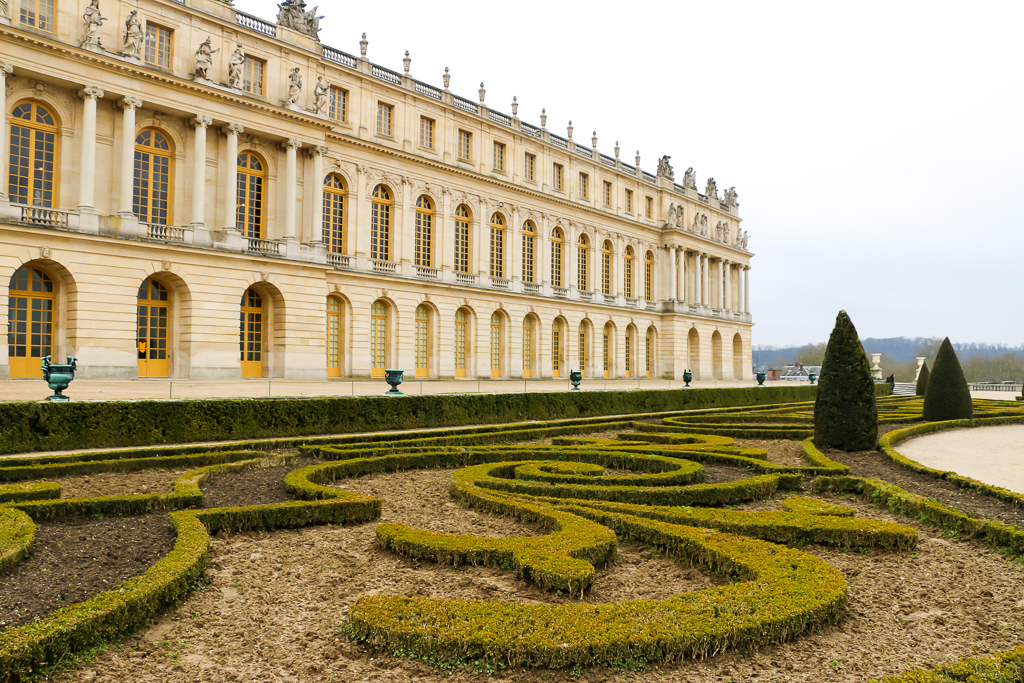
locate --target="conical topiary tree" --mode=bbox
[813,310,878,451]
[915,360,930,397]
[923,338,973,421]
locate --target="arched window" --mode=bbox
[236,152,265,238]
[601,240,612,295]
[552,319,562,378]
[327,296,342,377]
[7,266,55,378]
[577,234,589,292]
[137,278,169,378]
[523,316,534,378]
[490,312,502,378]
[578,323,589,377]
[454,205,470,273]
[9,101,58,207]
[522,221,536,283]
[455,309,468,377]
[489,213,505,279]
[240,288,264,378]
[644,250,654,301]
[550,227,564,288]
[323,174,345,254]
[624,246,635,299]
[415,304,430,378]
[370,300,387,378]
[133,129,173,225]
[371,185,392,262]
[414,195,433,268]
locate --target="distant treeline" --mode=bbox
[754,337,1024,383]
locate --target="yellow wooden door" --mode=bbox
[137,278,169,378]
[415,305,429,378]
[240,288,264,378]
[327,298,341,378]
[7,267,54,378]
[370,301,386,378]
[455,310,467,378]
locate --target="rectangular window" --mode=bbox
[329,87,347,122]
[242,57,265,96]
[579,172,589,199]
[603,180,612,207]
[645,196,654,219]
[493,141,505,172]
[20,0,55,32]
[144,24,173,69]
[553,163,563,191]
[376,102,393,137]
[525,153,536,182]
[419,116,434,149]
[458,130,471,161]
[625,189,633,214]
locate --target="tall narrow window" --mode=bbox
[328,87,347,122]
[454,204,470,273]
[370,185,391,261]
[455,309,468,377]
[236,152,265,238]
[523,317,533,378]
[525,153,536,182]
[370,301,387,378]
[625,189,633,214]
[577,234,589,291]
[327,297,342,377]
[644,250,654,301]
[19,0,54,31]
[137,278,169,378]
[579,172,589,199]
[489,213,504,278]
[625,331,632,377]
[578,326,588,377]
[490,313,502,378]
[414,195,433,267]
[9,101,58,207]
[144,25,173,69]
[623,246,634,299]
[493,141,505,172]
[323,173,345,254]
[645,196,654,219]
[376,102,393,136]
[242,57,265,96]
[551,227,563,288]
[419,116,434,149]
[133,129,173,225]
[415,305,429,378]
[603,180,612,207]
[552,320,562,378]
[239,288,263,378]
[601,240,612,295]
[458,130,471,161]
[521,221,536,283]
[7,266,54,378]
[603,330,610,378]
[553,163,563,191]
[645,330,653,377]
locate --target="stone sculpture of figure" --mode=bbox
[724,224,731,243]
[723,186,738,208]
[715,221,723,241]
[691,213,700,233]
[675,206,684,228]
[123,10,143,59]
[81,0,105,48]
[286,67,302,105]
[666,203,676,227]
[738,230,749,249]
[313,76,329,114]
[277,0,323,38]
[193,37,219,80]
[683,167,696,190]
[700,214,708,236]
[228,45,246,89]
[656,155,674,180]
[705,177,718,200]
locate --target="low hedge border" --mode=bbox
[0,507,34,573]
[800,438,850,475]
[348,506,849,670]
[0,449,265,483]
[873,645,1024,682]
[879,417,1024,509]
[810,476,1024,558]
[0,482,61,504]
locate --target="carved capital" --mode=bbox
[78,86,104,100]
[307,144,329,158]
[223,122,245,136]
[283,138,302,150]
[0,62,13,77]
[119,95,143,110]
[191,114,213,128]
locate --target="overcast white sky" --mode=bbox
[244,0,1023,347]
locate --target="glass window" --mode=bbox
[490,313,502,377]
[644,251,654,301]
[371,185,391,261]
[525,153,535,182]
[242,57,265,96]
[552,320,562,378]
[415,195,433,267]
[493,141,505,172]
[371,301,387,378]
[7,266,55,378]
[8,101,58,207]
[489,213,504,278]
[645,196,654,219]
[625,331,632,377]
[603,180,612,207]
[577,233,589,291]
[20,0,54,31]
[601,240,612,295]
[329,87,347,122]
[624,246,634,299]
[376,102,393,136]
[578,326,588,377]
[415,305,429,378]
[133,129,173,225]
[144,25,173,69]
[454,204,470,273]
[323,173,345,254]
[625,189,633,214]
[239,288,263,378]
[553,163,563,191]
[458,130,471,161]
[455,309,468,377]
[236,152,265,238]
[550,227,563,288]
[523,317,533,378]
[522,221,535,283]
[579,172,589,199]
[419,116,434,149]
[327,297,342,377]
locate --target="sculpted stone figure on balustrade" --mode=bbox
[705,177,718,200]
[286,67,302,105]
[193,38,219,81]
[656,155,674,180]
[313,76,329,114]
[277,0,323,38]
[81,0,105,49]
[675,206,684,228]
[683,167,696,190]
[228,45,246,89]
[737,230,749,249]
[666,204,676,228]
[723,186,738,208]
[123,10,143,59]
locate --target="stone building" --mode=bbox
[0,0,753,381]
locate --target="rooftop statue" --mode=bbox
[705,177,718,200]
[194,37,219,81]
[656,155,674,180]
[277,0,323,39]
[682,167,696,190]
[723,186,738,208]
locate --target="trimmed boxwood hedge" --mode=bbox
[873,645,1024,682]
[0,508,34,573]
[0,385,834,456]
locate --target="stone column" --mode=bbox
[723,261,732,311]
[222,123,243,231]
[744,266,750,313]
[190,115,212,228]
[667,246,677,300]
[717,259,725,308]
[309,145,327,244]
[283,138,301,240]
[117,96,142,217]
[77,86,104,211]
[0,62,14,201]
[677,248,686,302]
[701,253,710,306]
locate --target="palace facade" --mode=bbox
[0,0,753,382]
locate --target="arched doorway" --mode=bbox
[577,320,591,377]
[240,288,264,378]
[687,327,700,380]
[522,315,538,378]
[733,333,744,380]
[712,330,724,380]
[7,265,55,378]
[625,325,637,378]
[370,300,388,378]
[455,308,470,378]
[489,311,504,378]
[645,326,657,378]
[137,278,169,377]
[602,322,615,378]
[415,304,431,378]
[327,296,344,378]
[552,317,565,378]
